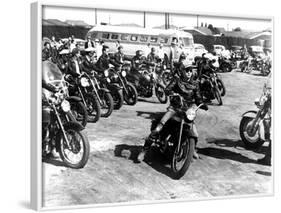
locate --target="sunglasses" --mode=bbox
[186,70,193,73]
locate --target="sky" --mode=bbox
[42,5,272,31]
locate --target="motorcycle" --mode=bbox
[218,56,233,72]
[99,67,124,110]
[108,63,138,106]
[239,84,271,149]
[80,72,114,118]
[148,94,207,179]
[200,71,224,105]
[127,63,168,104]
[42,76,90,169]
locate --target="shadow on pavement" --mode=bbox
[256,170,271,176]
[197,147,258,164]
[206,138,268,155]
[135,111,164,121]
[114,144,177,179]
[43,157,66,167]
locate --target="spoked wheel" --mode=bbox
[214,87,223,105]
[70,101,88,127]
[171,137,195,179]
[112,89,124,110]
[239,116,264,149]
[58,127,90,169]
[155,84,167,104]
[216,79,226,97]
[98,91,114,117]
[124,83,138,105]
[85,93,101,123]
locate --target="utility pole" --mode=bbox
[143,11,146,28]
[95,8,97,25]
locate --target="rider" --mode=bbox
[113,45,130,67]
[81,47,102,75]
[137,64,208,162]
[96,45,119,73]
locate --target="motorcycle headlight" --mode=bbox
[80,77,90,87]
[106,78,111,83]
[104,70,109,77]
[186,108,196,121]
[121,70,127,77]
[61,100,70,112]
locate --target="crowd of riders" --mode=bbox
[42,35,271,168]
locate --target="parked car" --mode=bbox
[230,45,243,59]
[212,44,231,59]
[194,43,208,57]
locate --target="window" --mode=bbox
[183,37,193,47]
[150,37,158,43]
[102,33,110,39]
[131,35,138,41]
[121,34,129,40]
[159,37,168,44]
[140,35,148,42]
[111,34,119,40]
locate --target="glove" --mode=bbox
[200,104,208,111]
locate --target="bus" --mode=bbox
[86,25,195,65]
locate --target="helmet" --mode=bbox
[136,50,143,57]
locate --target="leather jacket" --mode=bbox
[96,53,119,72]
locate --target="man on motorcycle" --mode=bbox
[113,45,131,66]
[81,47,102,74]
[137,64,208,162]
[96,45,119,72]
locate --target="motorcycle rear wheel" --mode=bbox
[70,101,88,127]
[216,79,226,97]
[239,116,265,149]
[58,127,90,169]
[171,137,195,179]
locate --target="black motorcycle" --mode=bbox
[108,63,138,106]
[127,64,167,104]
[147,94,207,179]
[200,72,224,105]
[218,56,233,72]
[99,68,124,110]
[42,79,90,169]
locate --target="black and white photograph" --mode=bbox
[35,2,273,210]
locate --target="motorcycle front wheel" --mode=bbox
[124,83,138,105]
[58,127,90,169]
[216,79,226,97]
[155,84,167,104]
[99,91,114,118]
[85,93,101,123]
[239,116,265,149]
[214,87,223,105]
[171,137,195,179]
[70,101,88,127]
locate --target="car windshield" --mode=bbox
[183,37,194,47]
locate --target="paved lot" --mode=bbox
[42,70,272,208]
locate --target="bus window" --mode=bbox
[121,34,129,40]
[111,34,119,40]
[89,32,98,39]
[140,35,148,42]
[150,36,158,43]
[102,33,110,39]
[131,35,138,41]
[159,37,168,44]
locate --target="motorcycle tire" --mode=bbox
[112,89,124,110]
[85,93,101,123]
[155,84,168,104]
[214,87,223,105]
[70,101,88,127]
[124,83,138,105]
[239,116,265,150]
[216,79,226,97]
[221,63,232,72]
[58,126,90,169]
[171,137,195,180]
[99,91,114,118]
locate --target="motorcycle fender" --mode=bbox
[63,121,84,131]
[184,123,198,139]
[108,83,123,91]
[98,88,110,94]
[66,96,82,102]
[241,110,257,118]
